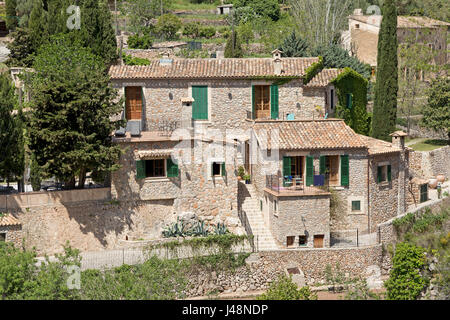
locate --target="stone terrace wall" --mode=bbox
[184,245,383,297]
[409,146,450,180]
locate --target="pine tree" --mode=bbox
[5,0,18,31]
[26,35,124,188]
[0,73,24,186]
[279,31,309,57]
[224,30,243,58]
[372,0,398,141]
[6,27,34,67]
[28,0,48,53]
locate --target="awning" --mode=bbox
[137,149,174,160]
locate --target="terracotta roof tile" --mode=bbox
[306,68,344,87]
[357,134,402,155]
[109,57,320,80]
[253,120,367,150]
[0,213,21,227]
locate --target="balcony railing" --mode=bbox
[265,174,330,196]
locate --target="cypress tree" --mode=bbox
[372,0,398,141]
[28,0,48,53]
[5,0,18,31]
[224,30,243,58]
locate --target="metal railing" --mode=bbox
[330,229,378,248]
[265,174,327,195]
[237,209,256,252]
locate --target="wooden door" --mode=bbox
[327,156,340,186]
[255,86,270,119]
[313,235,324,248]
[125,87,143,120]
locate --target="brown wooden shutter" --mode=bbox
[125,87,143,120]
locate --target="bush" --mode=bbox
[122,54,150,66]
[257,275,317,300]
[156,14,182,40]
[237,22,254,45]
[224,31,243,58]
[199,26,216,39]
[233,0,281,21]
[384,242,428,300]
[183,22,201,38]
[127,33,153,49]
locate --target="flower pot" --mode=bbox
[429,179,438,189]
[245,180,250,184]
[237,176,242,181]
[437,174,446,183]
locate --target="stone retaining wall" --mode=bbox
[409,146,450,180]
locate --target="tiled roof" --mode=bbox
[109,57,320,80]
[357,134,402,155]
[349,15,450,28]
[253,120,367,150]
[306,68,344,87]
[0,213,21,227]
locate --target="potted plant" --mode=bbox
[243,174,251,184]
[238,166,245,180]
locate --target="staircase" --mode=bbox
[240,183,279,251]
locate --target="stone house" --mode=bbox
[0,213,22,248]
[108,52,409,248]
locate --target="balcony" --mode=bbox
[265,174,330,197]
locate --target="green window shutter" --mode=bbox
[377,166,382,183]
[346,93,353,109]
[306,156,314,186]
[167,158,179,177]
[221,162,226,177]
[352,201,361,211]
[192,86,208,120]
[270,84,279,120]
[211,163,214,176]
[136,160,146,179]
[319,156,326,175]
[124,88,127,121]
[341,155,349,187]
[387,165,392,182]
[282,157,291,187]
[251,85,255,120]
[420,184,428,203]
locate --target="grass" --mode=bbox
[409,139,449,151]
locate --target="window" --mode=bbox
[355,24,360,29]
[273,200,278,214]
[377,165,391,183]
[254,85,271,119]
[287,236,295,248]
[313,235,324,248]
[352,200,361,212]
[136,159,179,179]
[192,86,208,120]
[299,235,307,246]
[420,184,428,203]
[320,155,341,187]
[330,89,335,109]
[0,233,5,242]
[211,162,226,177]
[125,87,143,120]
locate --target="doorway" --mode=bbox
[325,156,340,186]
[313,235,324,248]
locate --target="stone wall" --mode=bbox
[184,245,383,297]
[409,146,450,180]
[0,224,22,248]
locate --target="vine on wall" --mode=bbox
[303,56,324,85]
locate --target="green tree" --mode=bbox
[121,0,172,34]
[15,0,34,27]
[421,77,450,142]
[224,30,243,58]
[233,0,281,21]
[156,13,182,40]
[6,27,35,67]
[30,153,42,191]
[0,73,24,187]
[279,31,309,57]
[25,35,124,189]
[372,0,398,141]
[384,242,428,300]
[28,0,48,54]
[5,0,18,31]
[257,275,317,300]
[237,21,254,46]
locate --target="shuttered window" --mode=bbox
[346,93,353,109]
[167,158,179,177]
[221,162,226,177]
[319,156,326,175]
[377,165,391,183]
[136,160,146,179]
[270,84,279,120]
[125,87,143,120]
[251,85,256,119]
[352,200,361,211]
[192,86,208,120]
[341,155,349,187]
[420,184,428,203]
[306,156,314,186]
[282,157,291,187]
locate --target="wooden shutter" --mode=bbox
[340,155,349,187]
[221,162,226,177]
[420,184,428,203]
[270,84,279,120]
[319,156,326,175]
[192,86,208,120]
[251,85,255,119]
[306,156,314,186]
[346,93,353,109]
[167,158,179,177]
[282,157,291,187]
[125,87,143,120]
[387,165,392,182]
[136,160,146,179]
[377,166,382,183]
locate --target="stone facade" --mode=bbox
[0,224,22,248]
[409,146,450,180]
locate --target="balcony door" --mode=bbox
[254,85,270,119]
[125,87,143,120]
[326,156,340,186]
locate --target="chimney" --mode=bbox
[160,51,173,66]
[216,50,224,59]
[390,131,408,150]
[272,49,283,76]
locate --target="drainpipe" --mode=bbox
[367,157,370,233]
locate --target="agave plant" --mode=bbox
[191,220,210,237]
[162,218,188,238]
[214,222,229,235]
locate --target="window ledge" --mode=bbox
[144,177,171,183]
[349,211,366,216]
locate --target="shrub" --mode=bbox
[224,31,243,58]
[258,275,317,300]
[122,54,150,66]
[127,33,153,49]
[199,26,216,39]
[237,22,254,45]
[156,14,182,40]
[384,242,428,300]
[183,22,201,38]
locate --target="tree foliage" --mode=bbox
[224,30,244,58]
[120,0,172,34]
[278,31,309,57]
[421,77,450,142]
[156,13,182,40]
[372,0,398,142]
[5,0,18,30]
[233,0,281,21]
[24,35,124,188]
[0,73,24,184]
